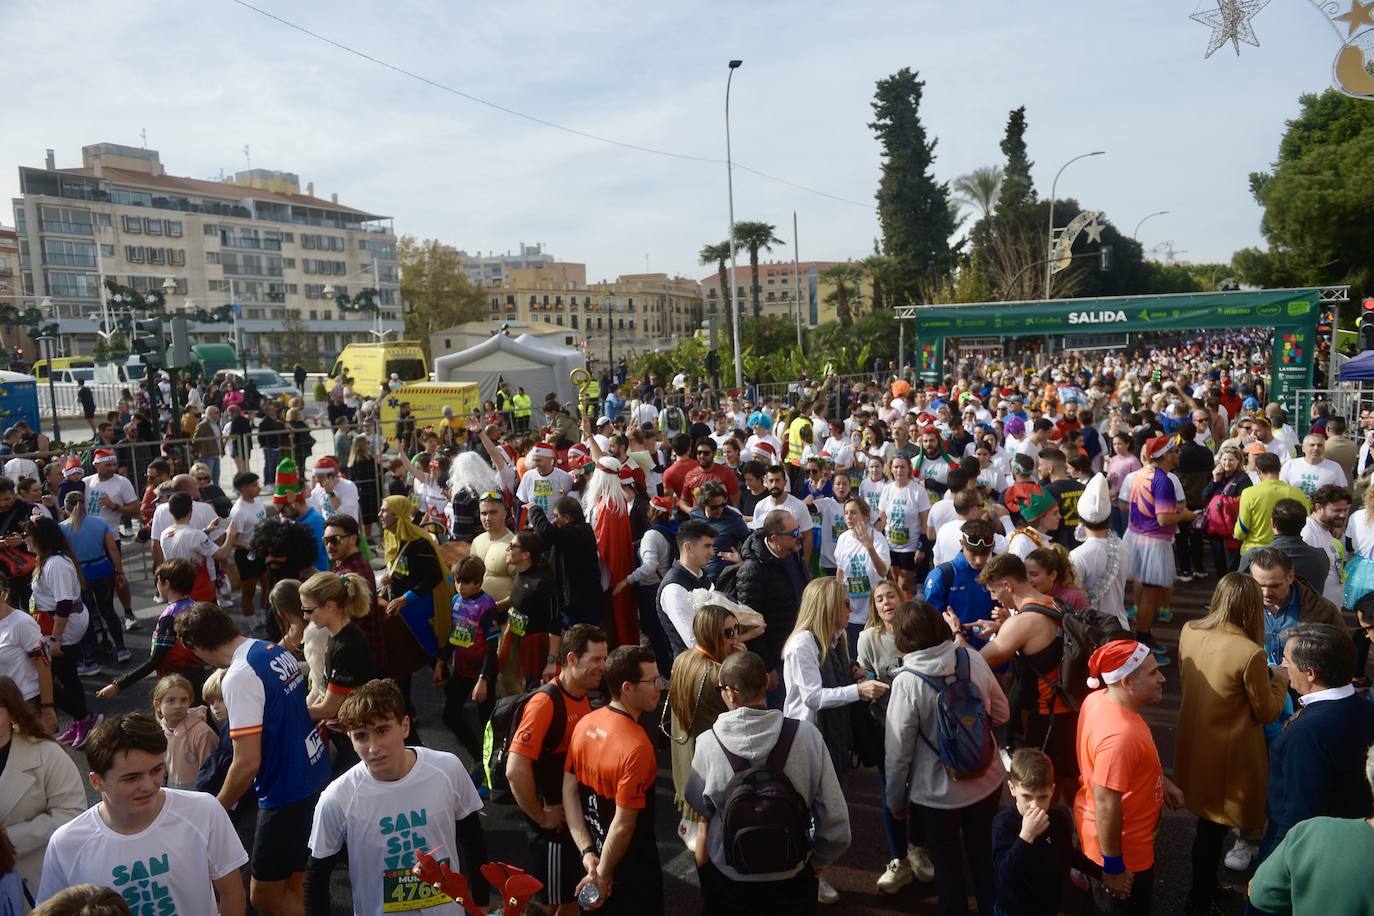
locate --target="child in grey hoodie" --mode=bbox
[683,651,850,910]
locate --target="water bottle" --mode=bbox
[577,882,601,908]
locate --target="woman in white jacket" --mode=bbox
[884,598,1009,916]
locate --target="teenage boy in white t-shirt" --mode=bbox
[37,712,247,913]
[305,679,488,916]
[228,471,270,627]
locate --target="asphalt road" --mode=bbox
[65,554,1256,916]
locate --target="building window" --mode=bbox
[93,212,112,227]
[38,206,93,236]
[571,315,579,329]
[309,310,318,320]
[126,246,145,263]
[556,315,564,326]
[143,218,162,235]
[165,219,183,237]
[123,215,142,233]
[204,224,219,235]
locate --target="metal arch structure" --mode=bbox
[893,286,1349,409]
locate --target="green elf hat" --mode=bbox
[273,457,301,506]
[1017,489,1059,523]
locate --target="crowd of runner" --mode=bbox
[0,328,1372,915]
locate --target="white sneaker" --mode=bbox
[907,846,935,883]
[1224,840,1257,871]
[676,817,697,851]
[876,858,913,894]
[816,876,839,905]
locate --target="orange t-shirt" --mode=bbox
[509,686,592,760]
[565,706,656,810]
[1073,689,1163,871]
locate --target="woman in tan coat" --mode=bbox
[1174,573,1288,915]
[0,676,85,899]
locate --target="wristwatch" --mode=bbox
[546,654,557,664]
[581,845,598,858]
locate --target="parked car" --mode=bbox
[224,367,300,404]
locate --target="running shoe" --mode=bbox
[877,858,913,894]
[115,649,133,664]
[907,846,935,883]
[1224,840,1257,871]
[123,615,141,632]
[56,721,79,745]
[76,660,102,677]
[1157,607,1174,624]
[70,714,103,749]
[817,877,839,905]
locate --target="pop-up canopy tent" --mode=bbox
[433,333,580,406]
[1339,349,1374,382]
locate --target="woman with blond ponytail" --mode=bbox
[299,571,376,725]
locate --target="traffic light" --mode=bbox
[1361,299,1374,351]
[169,316,190,369]
[1098,245,1114,272]
[133,318,164,368]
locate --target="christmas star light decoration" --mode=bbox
[1191,0,1270,58]
[1084,217,1105,244]
[1335,0,1374,36]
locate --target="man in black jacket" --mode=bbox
[735,509,809,706]
[527,497,601,627]
[1260,623,1374,863]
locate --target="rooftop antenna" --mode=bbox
[243,145,251,169]
[140,128,147,149]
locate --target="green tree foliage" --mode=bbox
[731,221,784,320]
[997,106,1036,214]
[821,263,865,327]
[1233,90,1374,305]
[398,236,488,360]
[869,68,956,305]
[698,241,733,332]
[953,166,1003,220]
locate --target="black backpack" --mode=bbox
[714,562,742,601]
[485,683,565,804]
[713,717,812,875]
[1023,601,1130,708]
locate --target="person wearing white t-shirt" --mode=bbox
[1301,486,1352,609]
[1279,435,1348,500]
[228,472,271,624]
[832,498,892,636]
[746,465,815,569]
[515,444,573,518]
[36,711,247,912]
[932,491,1008,566]
[159,492,232,603]
[876,455,931,595]
[150,474,221,567]
[305,679,488,916]
[308,457,360,523]
[858,456,888,516]
[807,474,853,574]
[82,450,140,531]
[1070,474,1133,630]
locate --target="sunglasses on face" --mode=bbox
[696,451,714,458]
[323,534,351,545]
[705,501,726,511]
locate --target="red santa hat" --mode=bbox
[1145,435,1176,460]
[751,440,776,459]
[529,442,556,460]
[312,456,339,476]
[618,463,636,483]
[649,496,674,514]
[1086,640,1151,689]
[63,457,85,476]
[93,449,117,465]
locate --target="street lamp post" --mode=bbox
[36,296,59,443]
[607,293,615,368]
[1132,210,1169,240]
[725,59,743,391]
[1045,150,1105,300]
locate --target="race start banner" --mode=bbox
[908,288,1319,408]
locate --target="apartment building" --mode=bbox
[10,143,403,366]
[469,260,703,364]
[0,227,31,360]
[699,259,880,327]
[451,243,558,288]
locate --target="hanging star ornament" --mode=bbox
[1084,217,1105,244]
[1335,0,1374,36]
[1191,0,1270,58]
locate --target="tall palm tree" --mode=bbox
[821,263,865,328]
[953,165,1003,220]
[732,221,784,320]
[698,241,733,333]
[863,252,895,310]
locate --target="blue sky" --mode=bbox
[0,0,1353,282]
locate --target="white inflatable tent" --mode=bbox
[432,332,580,406]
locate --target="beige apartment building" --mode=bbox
[699,258,878,327]
[0,227,31,360]
[470,261,704,365]
[10,143,402,367]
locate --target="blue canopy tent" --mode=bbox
[1339,350,1374,382]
